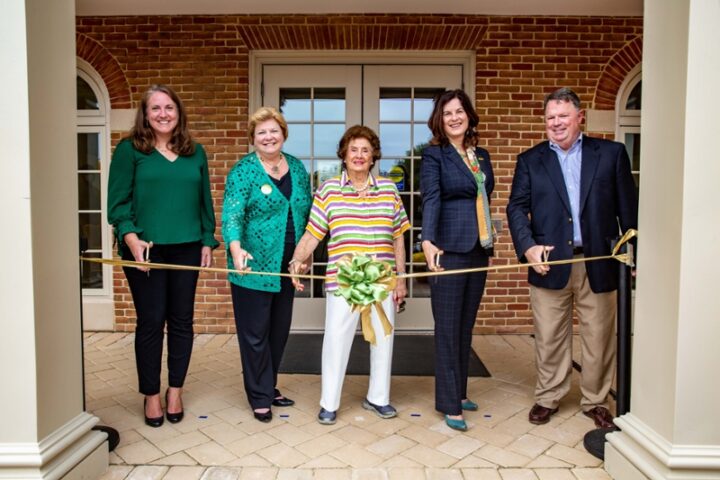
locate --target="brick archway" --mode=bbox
[76,33,132,109]
[593,35,643,110]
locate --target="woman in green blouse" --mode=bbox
[108,85,218,428]
[222,107,312,423]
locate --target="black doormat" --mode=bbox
[279,334,490,377]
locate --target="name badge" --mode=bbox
[260,184,272,195]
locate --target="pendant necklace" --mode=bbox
[261,154,283,174]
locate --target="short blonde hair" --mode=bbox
[249,107,289,142]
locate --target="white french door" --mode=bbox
[263,63,462,331]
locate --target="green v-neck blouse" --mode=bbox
[107,139,219,253]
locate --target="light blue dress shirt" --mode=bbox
[549,134,583,246]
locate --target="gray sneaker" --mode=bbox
[318,407,336,425]
[362,398,397,419]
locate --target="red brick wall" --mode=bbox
[77,14,642,333]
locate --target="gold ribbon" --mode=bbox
[82,229,637,344]
[81,256,328,279]
[83,229,636,280]
[356,303,394,346]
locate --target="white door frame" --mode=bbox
[250,50,475,116]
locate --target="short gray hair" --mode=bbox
[544,87,582,111]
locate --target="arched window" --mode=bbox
[616,66,641,187]
[77,60,112,295]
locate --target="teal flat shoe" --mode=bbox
[461,399,479,411]
[444,415,468,431]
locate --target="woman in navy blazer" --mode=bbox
[420,89,494,431]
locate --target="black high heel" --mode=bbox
[253,409,272,423]
[165,389,184,424]
[144,397,164,428]
[272,388,295,407]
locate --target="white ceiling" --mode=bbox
[76,0,643,17]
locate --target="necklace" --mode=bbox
[350,176,370,193]
[260,154,283,174]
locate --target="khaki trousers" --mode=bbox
[530,258,616,411]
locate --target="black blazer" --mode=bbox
[506,135,638,293]
[420,144,494,254]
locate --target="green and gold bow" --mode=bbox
[334,254,397,345]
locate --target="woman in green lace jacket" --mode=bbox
[222,107,312,423]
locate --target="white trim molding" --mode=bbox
[586,109,616,133]
[0,412,107,479]
[607,413,720,479]
[110,108,135,132]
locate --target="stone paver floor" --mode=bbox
[85,333,611,480]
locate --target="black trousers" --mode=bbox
[430,243,489,415]
[231,244,295,410]
[123,242,201,395]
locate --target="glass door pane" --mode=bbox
[278,87,348,297]
[624,132,641,187]
[263,65,362,329]
[364,66,462,299]
[364,65,462,331]
[77,131,106,290]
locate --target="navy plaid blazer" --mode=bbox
[420,144,494,254]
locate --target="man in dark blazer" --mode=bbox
[506,87,637,428]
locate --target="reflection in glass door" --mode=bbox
[280,87,348,298]
[262,64,462,331]
[364,65,462,330]
[375,87,443,299]
[264,66,361,310]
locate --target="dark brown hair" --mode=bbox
[128,84,195,156]
[427,89,480,149]
[337,125,382,170]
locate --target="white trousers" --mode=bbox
[320,295,395,412]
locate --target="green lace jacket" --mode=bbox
[222,152,312,292]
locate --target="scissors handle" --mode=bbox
[144,241,153,276]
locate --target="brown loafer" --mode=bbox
[583,406,615,429]
[528,403,559,425]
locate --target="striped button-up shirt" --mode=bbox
[306,171,411,291]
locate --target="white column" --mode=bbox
[0,0,108,478]
[604,0,720,478]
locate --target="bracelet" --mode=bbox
[288,258,300,266]
[396,271,406,277]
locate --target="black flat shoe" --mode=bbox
[144,398,164,428]
[165,389,184,424]
[271,396,295,407]
[253,409,272,423]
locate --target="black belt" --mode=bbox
[573,246,584,255]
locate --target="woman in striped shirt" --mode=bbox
[289,125,410,425]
